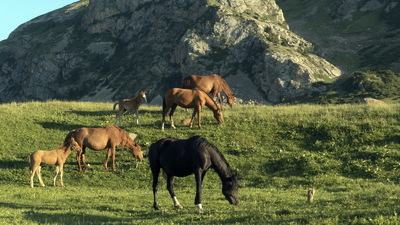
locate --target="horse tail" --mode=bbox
[28,152,35,170]
[162,96,166,112]
[113,102,118,110]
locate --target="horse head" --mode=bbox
[213,109,224,124]
[69,137,82,153]
[139,91,148,104]
[227,94,235,108]
[222,174,239,205]
[130,142,144,161]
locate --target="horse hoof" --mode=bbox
[175,205,183,210]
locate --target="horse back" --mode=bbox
[150,137,210,177]
[30,149,59,166]
[165,88,198,108]
[71,127,113,150]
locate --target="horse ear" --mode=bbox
[71,137,75,142]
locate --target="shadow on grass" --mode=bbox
[66,110,115,116]
[23,211,127,224]
[22,208,178,224]
[0,160,27,169]
[66,108,161,117]
[38,122,98,131]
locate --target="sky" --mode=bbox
[0,0,77,41]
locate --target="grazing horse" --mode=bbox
[161,88,224,130]
[64,125,143,172]
[182,74,235,110]
[29,137,82,188]
[149,135,239,213]
[114,91,147,126]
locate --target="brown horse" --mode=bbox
[114,91,147,126]
[161,88,224,130]
[182,74,235,110]
[29,137,82,188]
[64,125,143,172]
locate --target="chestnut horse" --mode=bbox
[182,74,235,110]
[149,135,239,213]
[64,125,143,172]
[29,137,82,188]
[114,91,147,126]
[161,88,224,130]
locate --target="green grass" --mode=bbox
[1,101,400,224]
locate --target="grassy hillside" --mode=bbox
[1,101,400,224]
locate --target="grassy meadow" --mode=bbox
[0,101,400,224]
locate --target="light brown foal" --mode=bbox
[29,137,81,188]
[114,91,147,126]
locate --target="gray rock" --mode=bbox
[0,0,341,104]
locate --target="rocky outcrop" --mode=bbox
[0,0,342,104]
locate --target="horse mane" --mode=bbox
[132,93,142,103]
[182,76,193,89]
[188,136,235,176]
[63,130,75,145]
[194,88,218,108]
[214,74,233,97]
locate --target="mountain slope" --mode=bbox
[276,0,400,74]
[0,0,341,103]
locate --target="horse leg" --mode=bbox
[194,169,205,213]
[151,164,161,210]
[196,106,203,129]
[37,166,45,187]
[169,104,178,129]
[161,106,170,131]
[30,165,38,188]
[114,111,121,125]
[80,147,89,171]
[53,165,60,186]
[76,152,81,171]
[104,148,112,170]
[111,147,116,171]
[59,164,64,187]
[166,175,183,209]
[114,103,124,125]
[135,110,140,126]
[189,109,197,128]
[76,150,85,172]
[217,92,223,110]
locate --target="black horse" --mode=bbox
[149,135,239,212]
